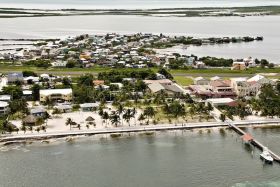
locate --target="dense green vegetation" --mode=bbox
[250,83,280,117]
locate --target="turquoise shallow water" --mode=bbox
[0,0,280,9]
[0,128,279,187]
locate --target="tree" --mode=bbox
[144,106,155,123]
[158,68,173,80]
[207,103,214,112]
[102,111,110,127]
[9,99,28,115]
[219,113,226,122]
[20,125,27,134]
[66,118,73,130]
[62,77,72,87]
[66,60,76,68]
[138,113,146,125]
[78,74,94,86]
[22,71,37,77]
[117,103,124,126]
[110,111,120,127]
[31,84,41,101]
[36,127,40,133]
[1,85,23,100]
[123,109,133,126]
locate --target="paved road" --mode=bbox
[1,119,280,142]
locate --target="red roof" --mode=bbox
[242,133,253,142]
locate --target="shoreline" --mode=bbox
[1,120,279,145]
[0,6,280,18]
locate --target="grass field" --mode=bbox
[0,64,279,78]
[173,76,194,86]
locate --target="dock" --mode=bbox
[228,122,280,163]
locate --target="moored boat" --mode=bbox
[260,147,273,164]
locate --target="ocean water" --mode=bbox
[0,15,279,63]
[0,0,280,9]
[0,128,279,187]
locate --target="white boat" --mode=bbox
[260,147,273,164]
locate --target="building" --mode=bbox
[0,95,11,102]
[80,103,99,112]
[210,80,236,98]
[206,98,236,107]
[231,62,246,70]
[30,107,47,117]
[51,61,67,67]
[193,77,209,86]
[0,101,9,115]
[230,75,272,97]
[147,82,185,96]
[40,89,73,102]
[7,72,23,84]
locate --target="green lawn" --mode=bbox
[173,76,193,86]
[0,64,279,77]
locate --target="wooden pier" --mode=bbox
[228,123,280,163]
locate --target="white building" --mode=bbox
[0,101,9,115]
[231,75,273,97]
[40,89,73,102]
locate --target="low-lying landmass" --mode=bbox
[0,6,280,18]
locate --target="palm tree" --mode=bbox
[20,125,26,134]
[110,111,120,127]
[41,126,46,132]
[132,107,137,125]
[102,111,110,127]
[98,109,104,126]
[123,109,133,126]
[65,118,73,130]
[29,126,33,133]
[36,127,40,133]
[219,113,226,122]
[117,103,124,126]
[144,106,155,124]
[138,113,146,125]
[77,124,81,130]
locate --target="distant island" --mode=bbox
[1,6,280,18]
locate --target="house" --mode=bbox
[230,77,250,97]
[30,107,47,117]
[7,72,24,84]
[194,61,206,69]
[193,77,209,86]
[0,95,11,102]
[147,82,185,96]
[23,90,33,100]
[206,98,236,107]
[210,80,236,98]
[156,73,166,80]
[230,75,270,97]
[0,101,9,115]
[94,85,110,91]
[232,62,246,70]
[93,80,105,86]
[40,89,73,102]
[80,103,99,111]
[54,104,72,113]
[24,76,40,84]
[51,61,67,67]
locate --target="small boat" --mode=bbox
[260,147,273,164]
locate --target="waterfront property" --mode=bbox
[39,89,73,103]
